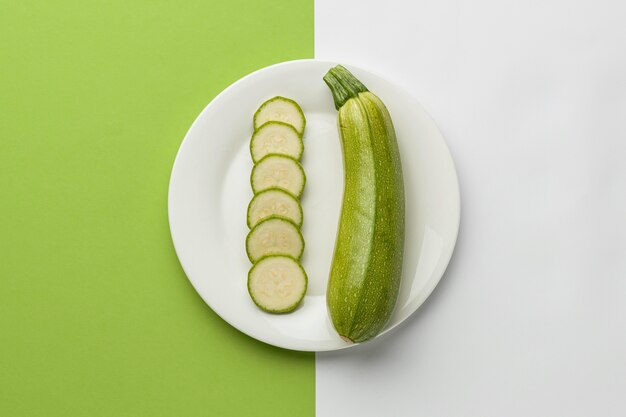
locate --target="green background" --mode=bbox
[0,1,314,415]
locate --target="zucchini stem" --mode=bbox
[323,65,369,110]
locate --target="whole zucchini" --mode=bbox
[323,65,405,343]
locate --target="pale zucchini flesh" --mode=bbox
[245,216,304,263]
[253,96,306,135]
[250,121,303,163]
[248,255,307,313]
[247,188,303,229]
[323,65,405,344]
[250,154,305,197]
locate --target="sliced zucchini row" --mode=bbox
[245,216,304,263]
[250,154,305,198]
[248,255,307,313]
[250,121,303,163]
[253,96,306,135]
[247,188,303,229]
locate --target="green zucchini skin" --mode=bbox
[323,66,405,343]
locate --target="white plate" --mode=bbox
[168,60,460,351]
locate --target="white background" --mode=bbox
[315,0,626,415]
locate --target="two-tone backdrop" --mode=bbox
[2,0,625,416]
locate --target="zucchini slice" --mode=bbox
[250,154,305,197]
[250,121,303,163]
[246,216,304,263]
[253,96,306,135]
[247,188,303,229]
[248,255,307,313]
